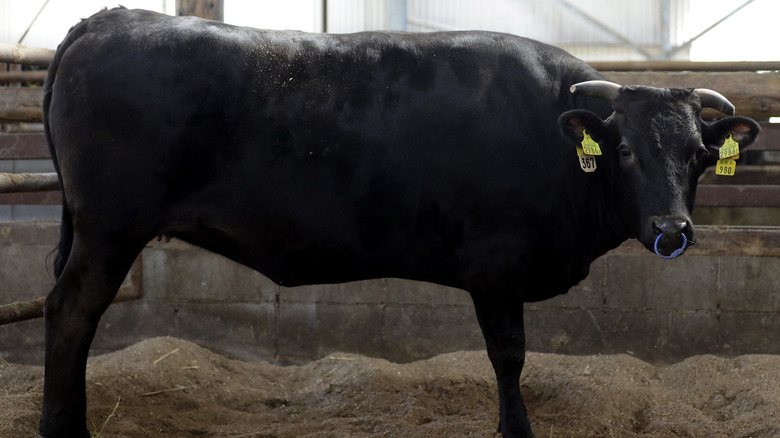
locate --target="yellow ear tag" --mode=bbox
[581,130,602,156]
[719,134,740,159]
[716,134,740,176]
[716,158,736,176]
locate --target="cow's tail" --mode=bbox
[43,16,94,279]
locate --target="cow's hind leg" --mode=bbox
[39,231,146,438]
[471,294,534,438]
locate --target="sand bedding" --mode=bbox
[2,336,779,437]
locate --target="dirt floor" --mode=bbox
[2,337,779,437]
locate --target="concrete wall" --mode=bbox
[1,221,779,365]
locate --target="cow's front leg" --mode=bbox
[472,294,534,438]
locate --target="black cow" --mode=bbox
[40,8,759,438]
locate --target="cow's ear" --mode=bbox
[558,110,609,145]
[702,116,760,153]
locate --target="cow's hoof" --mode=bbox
[37,430,90,438]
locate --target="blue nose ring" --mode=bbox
[654,233,688,259]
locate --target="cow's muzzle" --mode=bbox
[651,218,694,259]
[654,233,687,259]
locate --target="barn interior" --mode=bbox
[0,2,778,436]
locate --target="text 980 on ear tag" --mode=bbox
[716,158,736,176]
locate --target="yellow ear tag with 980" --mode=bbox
[581,130,602,156]
[716,134,740,176]
[716,158,736,176]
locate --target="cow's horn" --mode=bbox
[569,80,622,102]
[694,88,735,116]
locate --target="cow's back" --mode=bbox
[46,8,605,293]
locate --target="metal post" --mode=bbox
[0,173,59,193]
[0,43,53,67]
[176,0,224,21]
[661,0,671,57]
[387,0,407,31]
[322,0,328,33]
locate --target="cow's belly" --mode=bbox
[160,163,461,288]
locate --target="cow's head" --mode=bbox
[558,80,760,258]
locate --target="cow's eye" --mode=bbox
[618,145,632,158]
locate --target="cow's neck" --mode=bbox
[580,159,632,259]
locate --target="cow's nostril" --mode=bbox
[653,219,688,236]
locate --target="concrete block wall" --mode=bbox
[136,241,485,364]
[1,221,778,366]
[526,250,780,361]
